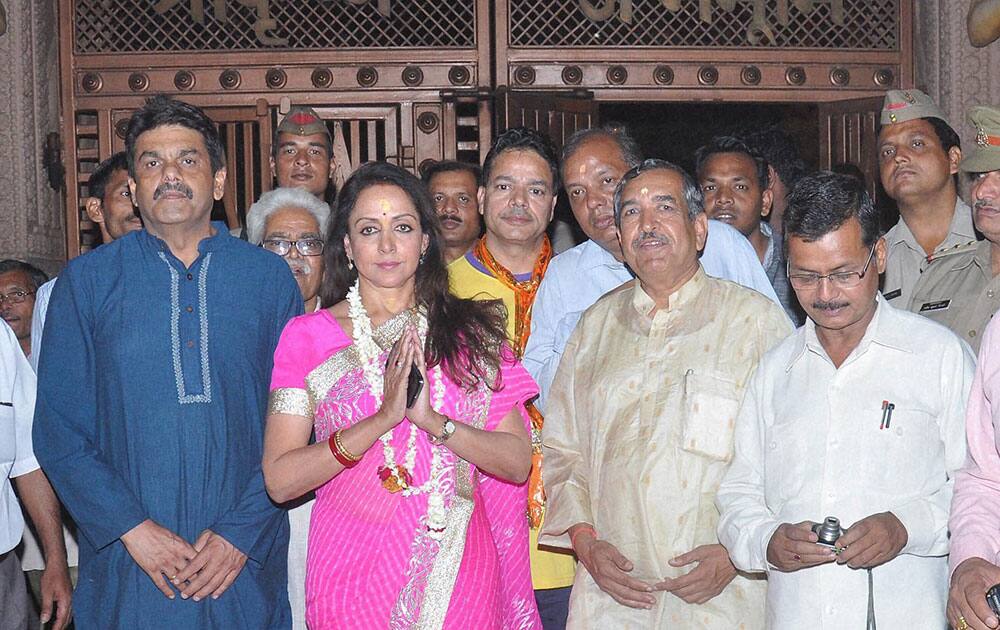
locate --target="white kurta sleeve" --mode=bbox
[893,337,975,557]
[716,365,782,573]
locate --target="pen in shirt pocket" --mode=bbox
[879,400,895,430]
[0,401,12,407]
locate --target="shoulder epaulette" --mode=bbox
[926,239,980,263]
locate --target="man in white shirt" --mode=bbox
[524,124,782,410]
[716,171,973,628]
[0,321,71,630]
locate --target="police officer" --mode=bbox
[909,106,1000,353]
[270,104,338,204]
[878,89,976,308]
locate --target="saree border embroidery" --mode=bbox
[304,309,416,409]
[267,387,311,420]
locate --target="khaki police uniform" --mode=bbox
[908,240,998,353]
[883,199,977,307]
[878,88,980,307]
[906,105,1000,353]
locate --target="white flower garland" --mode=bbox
[347,279,449,539]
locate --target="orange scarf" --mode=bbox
[472,236,552,528]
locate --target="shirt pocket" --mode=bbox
[863,405,940,493]
[680,369,740,462]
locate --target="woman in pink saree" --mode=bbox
[263,162,541,629]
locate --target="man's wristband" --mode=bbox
[570,525,598,551]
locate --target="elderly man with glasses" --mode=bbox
[717,171,973,628]
[247,187,331,315]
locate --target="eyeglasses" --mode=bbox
[787,244,877,290]
[262,238,325,257]
[0,290,35,305]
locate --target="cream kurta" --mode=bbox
[540,268,792,629]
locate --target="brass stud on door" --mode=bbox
[514,66,536,86]
[562,66,583,85]
[698,66,719,86]
[311,68,333,88]
[265,68,287,90]
[357,66,379,87]
[128,73,149,92]
[653,65,674,85]
[173,70,195,91]
[219,69,241,90]
[402,66,424,87]
[82,72,103,93]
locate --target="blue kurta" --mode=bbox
[33,223,302,628]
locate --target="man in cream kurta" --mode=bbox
[540,159,791,628]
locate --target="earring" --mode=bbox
[348,258,354,270]
[419,251,426,264]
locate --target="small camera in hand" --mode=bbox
[811,517,844,549]
[987,584,1000,616]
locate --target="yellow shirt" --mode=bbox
[448,253,576,590]
[540,269,792,627]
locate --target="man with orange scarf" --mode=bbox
[449,127,575,628]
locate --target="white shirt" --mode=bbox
[29,277,55,373]
[1,320,39,554]
[716,296,973,629]
[21,275,79,570]
[524,219,782,410]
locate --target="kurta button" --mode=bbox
[970,330,977,338]
[988,290,995,299]
[186,273,193,280]
[769,442,777,450]
[186,306,193,313]
[895,426,903,436]
[186,340,195,348]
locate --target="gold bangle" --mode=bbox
[334,429,362,462]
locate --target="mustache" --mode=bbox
[499,206,530,220]
[811,300,849,311]
[286,259,312,275]
[975,199,998,211]
[153,181,194,200]
[439,213,463,225]
[631,230,670,249]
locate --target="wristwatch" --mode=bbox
[430,416,456,445]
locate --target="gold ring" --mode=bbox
[958,615,970,630]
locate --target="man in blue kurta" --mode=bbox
[32,96,302,628]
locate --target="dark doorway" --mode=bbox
[598,101,820,176]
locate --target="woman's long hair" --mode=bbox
[320,161,507,390]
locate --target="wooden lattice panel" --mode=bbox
[74,0,477,53]
[508,0,899,50]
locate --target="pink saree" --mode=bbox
[269,308,542,629]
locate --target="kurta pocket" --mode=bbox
[680,370,740,462]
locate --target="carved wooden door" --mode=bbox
[817,96,884,198]
[495,88,598,150]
